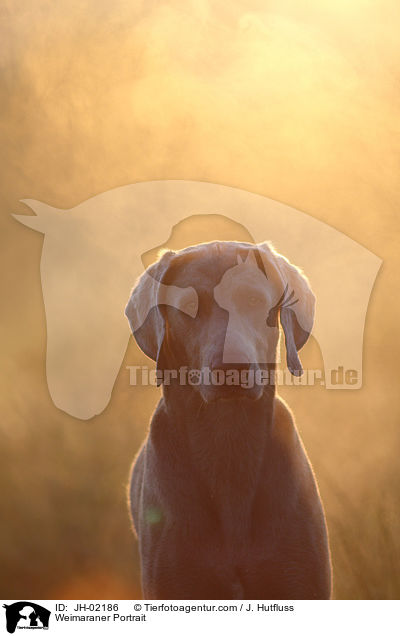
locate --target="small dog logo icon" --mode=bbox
[2,602,50,634]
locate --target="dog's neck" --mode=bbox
[161,382,277,537]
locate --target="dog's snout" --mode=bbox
[198,353,263,403]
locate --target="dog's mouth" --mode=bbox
[199,383,264,404]
[177,362,270,404]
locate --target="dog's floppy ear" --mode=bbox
[275,254,315,376]
[125,251,176,364]
[259,242,315,376]
[125,251,198,383]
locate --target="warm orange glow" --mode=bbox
[1,0,399,600]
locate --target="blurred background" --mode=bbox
[1,0,399,599]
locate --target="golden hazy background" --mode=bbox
[1,0,399,598]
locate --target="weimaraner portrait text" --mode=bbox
[125,241,332,599]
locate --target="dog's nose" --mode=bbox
[200,358,263,403]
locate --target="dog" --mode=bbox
[125,240,332,599]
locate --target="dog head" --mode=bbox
[125,241,315,402]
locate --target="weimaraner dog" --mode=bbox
[125,241,332,599]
